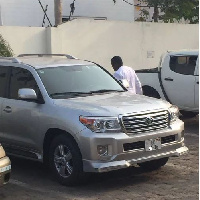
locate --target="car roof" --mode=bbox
[0,55,94,69]
[167,49,199,56]
[19,57,93,69]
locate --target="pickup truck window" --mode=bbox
[9,67,39,99]
[37,65,124,99]
[170,56,197,75]
[0,66,9,98]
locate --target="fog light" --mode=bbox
[97,145,108,156]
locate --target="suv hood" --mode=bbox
[53,92,171,116]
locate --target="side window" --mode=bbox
[10,67,39,99]
[0,66,9,98]
[170,56,197,75]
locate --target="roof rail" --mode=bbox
[0,57,21,63]
[18,54,77,59]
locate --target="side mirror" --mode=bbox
[18,88,37,100]
[121,79,130,89]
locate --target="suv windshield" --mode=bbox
[37,65,125,99]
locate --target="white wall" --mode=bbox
[0,0,54,27]
[0,0,134,27]
[0,20,198,73]
[0,26,47,54]
[56,20,199,72]
[63,0,134,22]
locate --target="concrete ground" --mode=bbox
[0,116,199,200]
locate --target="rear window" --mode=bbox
[170,56,197,75]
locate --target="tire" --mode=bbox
[143,86,161,99]
[138,157,169,171]
[49,134,86,186]
[180,111,198,118]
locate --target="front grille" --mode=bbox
[121,110,169,134]
[123,135,177,151]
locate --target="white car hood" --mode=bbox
[53,92,171,116]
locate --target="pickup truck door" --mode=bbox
[194,57,199,108]
[0,66,10,140]
[1,66,41,154]
[161,55,198,111]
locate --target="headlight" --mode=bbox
[169,105,179,122]
[79,116,121,133]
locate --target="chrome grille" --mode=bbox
[121,110,169,134]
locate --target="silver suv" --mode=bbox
[0,54,188,185]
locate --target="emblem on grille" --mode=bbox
[145,117,154,125]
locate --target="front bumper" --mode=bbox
[83,146,188,172]
[0,156,11,186]
[80,119,188,173]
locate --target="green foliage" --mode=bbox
[0,34,13,57]
[137,0,199,23]
[135,9,150,21]
[161,0,199,23]
[113,0,199,23]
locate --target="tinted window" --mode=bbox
[37,65,124,99]
[170,56,197,75]
[0,66,9,98]
[10,67,39,99]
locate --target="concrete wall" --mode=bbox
[56,20,199,72]
[0,0,54,27]
[63,0,134,22]
[0,26,47,55]
[0,0,134,27]
[0,20,198,73]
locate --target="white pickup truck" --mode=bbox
[136,50,199,117]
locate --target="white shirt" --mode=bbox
[113,66,143,94]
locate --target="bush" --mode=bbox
[0,34,13,57]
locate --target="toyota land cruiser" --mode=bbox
[0,54,188,185]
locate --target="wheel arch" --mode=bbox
[43,128,80,165]
[142,85,161,99]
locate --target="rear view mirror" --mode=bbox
[18,88,37,100]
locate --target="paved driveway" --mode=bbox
[0,116,199,200]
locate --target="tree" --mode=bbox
[54,0,62,26]
[54,0,199,25]
[135,9,150,22]
[0,34,13,57]
[54,0,75,26]
[136,0,199,23]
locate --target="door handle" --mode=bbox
[3,106,12,113]
[164,77,174,81]
[197,81,199,84]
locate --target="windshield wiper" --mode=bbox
[50,90,124,98]
[50,92,93,97]
[89,89,124,94]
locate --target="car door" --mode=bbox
[1,66,42,153]
[194,57,199,109]
[161,54,197,110]
[0,66,10,140]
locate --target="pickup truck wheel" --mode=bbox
[180,111,198,118]
[49,135,85,186]
[138,157,169,171]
